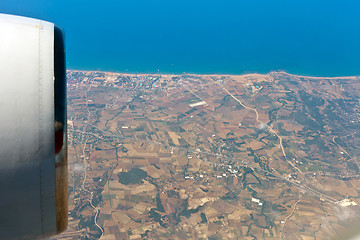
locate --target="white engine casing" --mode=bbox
[0,13,66,239]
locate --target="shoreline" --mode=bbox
[67,69,359,80]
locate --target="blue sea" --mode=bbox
[2,0,360,76]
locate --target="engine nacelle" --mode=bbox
[0,14,67,239]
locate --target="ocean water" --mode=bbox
[2,0,360,76]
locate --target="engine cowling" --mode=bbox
[0,14,67,239]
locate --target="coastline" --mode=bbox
[67,69,358,80]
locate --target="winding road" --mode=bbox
[220,84,303,174]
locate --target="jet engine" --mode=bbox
[0,14,67,239]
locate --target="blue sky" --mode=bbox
[1,0,360,75]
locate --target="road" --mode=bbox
[75,79,104,238]
[281,193,301,240]
[332,136,360,170]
